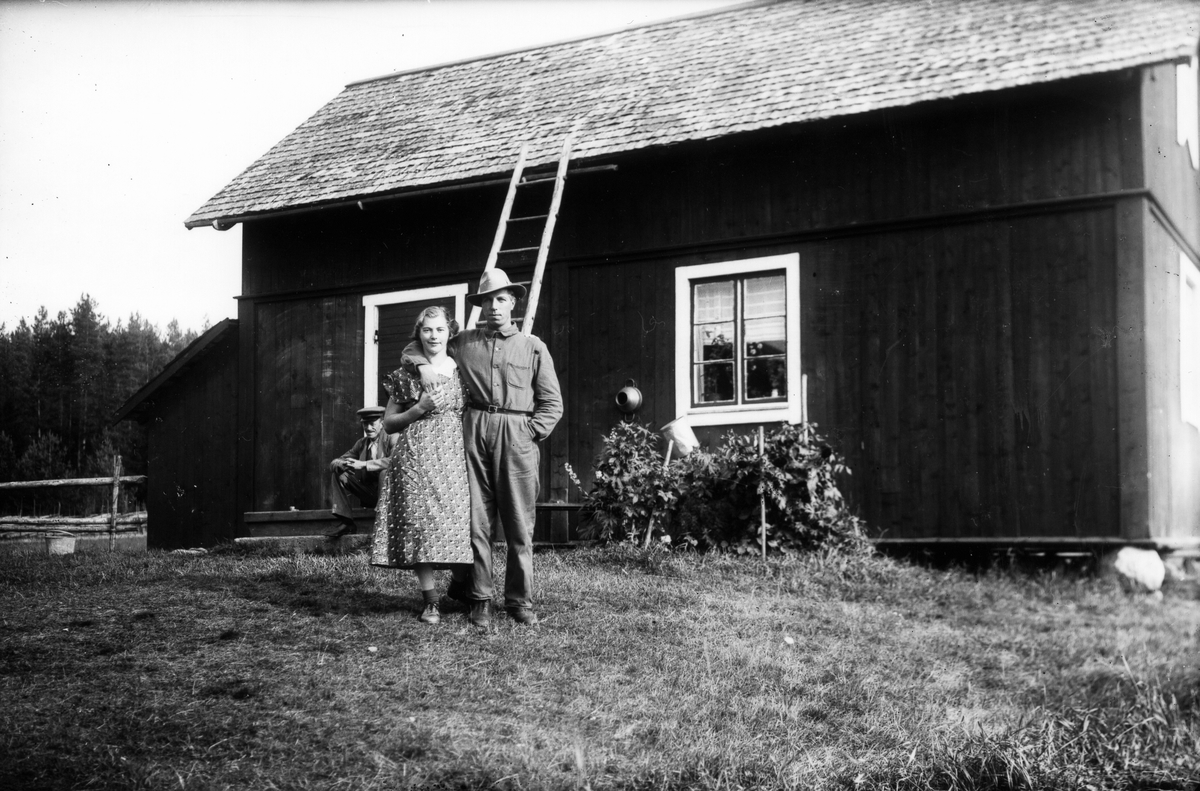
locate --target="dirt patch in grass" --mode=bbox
[1,545,1196,790]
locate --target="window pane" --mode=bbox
[744,316,786,356]
[743,275,785,319]
[693,281,735,324]
[695,323,734,361]
[745,357,787,401]
[695,362,734,403]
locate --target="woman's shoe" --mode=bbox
[418,603,440,624]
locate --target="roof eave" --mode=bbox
[183,161,622,230]
[112,319,239,424]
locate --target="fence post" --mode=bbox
[109,455,122,550]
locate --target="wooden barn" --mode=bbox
[144,0,1200,552]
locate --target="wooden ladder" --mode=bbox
[468,134,574,335]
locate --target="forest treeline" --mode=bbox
[0,295,198,493]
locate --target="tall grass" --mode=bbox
[0,544,1196,790]
[846,663,1199,790]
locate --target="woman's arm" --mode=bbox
[382,392,439,434]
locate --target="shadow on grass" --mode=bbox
[187,569,410,618]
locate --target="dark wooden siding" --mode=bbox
[564,260,676,486]
[242,194,499,297]
[561,209,1120,540]
[252,297,361,511]
[236,72,1148,541]
[144,330,239,549]
[242,73,1143,299]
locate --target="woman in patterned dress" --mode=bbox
[370,306,472,624]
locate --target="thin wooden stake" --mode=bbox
[109,455,122,550]
[759,426,767,561]
[643,440,674,549]
[801,373,808,423]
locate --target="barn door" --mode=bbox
[362,284,468,408]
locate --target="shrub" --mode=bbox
[568,420,872,556]
[566,421,675,545]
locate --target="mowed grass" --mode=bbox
[0,544,1197,791]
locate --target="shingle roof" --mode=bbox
[186,0,1200,228]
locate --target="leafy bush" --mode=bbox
[567,420,872,556]
[565,422,674,545]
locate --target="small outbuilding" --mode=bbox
[114,320,239,549]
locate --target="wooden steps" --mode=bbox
[241,503,583,545]
[243,508,375,538]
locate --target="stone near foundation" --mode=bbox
[1102,546,1166,593]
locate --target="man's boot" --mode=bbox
[507,607,538,626]
[468,600,491,629]
[327,515,356,538]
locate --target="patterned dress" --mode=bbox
[370,365,473,569]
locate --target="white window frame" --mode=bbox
[1181,252,1200,429]
[362,283,468,407]
[674,254,801,426]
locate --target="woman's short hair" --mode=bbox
[409,305,460,342]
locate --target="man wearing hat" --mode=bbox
[327,405,397,537]
[402,268,563,627]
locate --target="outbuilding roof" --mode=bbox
[112,319,238,424]
[186,0,1199,229]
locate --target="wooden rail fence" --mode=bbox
[0,456,147,548]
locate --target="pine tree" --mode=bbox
[70,295,108,470]
[0,303,200,483]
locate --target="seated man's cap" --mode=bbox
[465,268,529,306]
[357,406,385,420]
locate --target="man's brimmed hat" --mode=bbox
[465,268,528,306]
[357,406,385,420]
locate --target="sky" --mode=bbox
[0,0,736,335]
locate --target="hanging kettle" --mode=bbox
[615,379,643,415]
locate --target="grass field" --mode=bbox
[1,543,1197,790]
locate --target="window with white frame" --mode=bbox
[362,283,468,408]
[1181,252,1200,428]
[674,254,801,426]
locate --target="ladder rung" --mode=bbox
[519,175,557,185]
[498,246,539,255]
[507,214,549,223]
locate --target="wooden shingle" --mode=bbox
[186,0,1199,228]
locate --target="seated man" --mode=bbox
[328,406,396,537]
